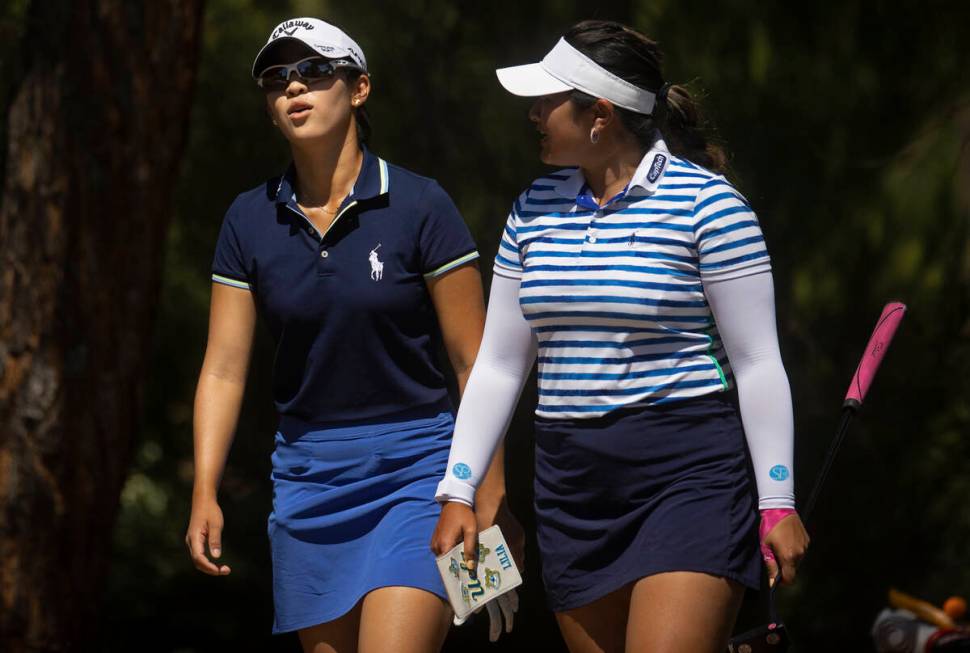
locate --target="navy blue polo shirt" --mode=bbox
[211,148,479,422]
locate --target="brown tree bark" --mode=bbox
[0,1,203,650]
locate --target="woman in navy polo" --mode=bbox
[433,20,810,652]
[184,17,519,652]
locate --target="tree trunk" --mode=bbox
[0,1,203,650]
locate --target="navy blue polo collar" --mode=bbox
[272,146,390,206]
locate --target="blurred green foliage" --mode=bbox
[90,0,969,650]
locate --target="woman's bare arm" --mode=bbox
[185,282,257,575]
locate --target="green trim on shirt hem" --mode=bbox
[212,274,251,290]
[423,251,480,278]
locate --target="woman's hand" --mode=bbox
[185,495,231,576]
[433,500,522,641]
[473,496,524,641]
[431,501,480,569]
[474,496,525,571]
[760,510,809,586]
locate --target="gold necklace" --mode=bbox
[299,200,340,214]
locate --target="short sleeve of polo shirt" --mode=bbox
[418,181,480,278]
[693,176,772,281]
[211,200,252,291]
[493,191,528,280]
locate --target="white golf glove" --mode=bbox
[452,589,519,642]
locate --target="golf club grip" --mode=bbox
[843,302,906,408]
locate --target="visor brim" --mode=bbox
[495,63,572,97]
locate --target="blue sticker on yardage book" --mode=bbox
[769,465,790,481]
[452,463,472,480]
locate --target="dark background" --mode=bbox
[3,0,969,651]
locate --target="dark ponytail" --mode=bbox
[564,20,727,174]
[656,83,727,173]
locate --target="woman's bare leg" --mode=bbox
[555,583,634,653]
[625,571,744,653]
[298,601,363,653]
[358,586,451,653]
[553,571,744,653]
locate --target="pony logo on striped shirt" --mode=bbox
[647,154,668,183]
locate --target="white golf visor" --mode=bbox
[495,38,656,115]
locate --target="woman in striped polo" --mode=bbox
[432,20,809,652]
[185,17,521,652]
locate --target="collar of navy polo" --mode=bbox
[271,145,390,209]
[552,133,672,208]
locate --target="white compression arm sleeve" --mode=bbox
[435,273,538,506]
[704,271,796,510]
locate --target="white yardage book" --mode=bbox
[434,525,523,620]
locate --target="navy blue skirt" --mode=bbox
[533,391,761,612]
[268,401,452,633]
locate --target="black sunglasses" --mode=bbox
[256,56,358,90]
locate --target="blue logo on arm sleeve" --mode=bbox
[452,463,472,480]
[769,465,790,481]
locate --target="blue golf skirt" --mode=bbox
[268,401,452,633]
[534,391,761,612]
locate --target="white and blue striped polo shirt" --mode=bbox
[495,137,771,419]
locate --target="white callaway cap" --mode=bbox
[252,17,367,77]
[496,38,656,115]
